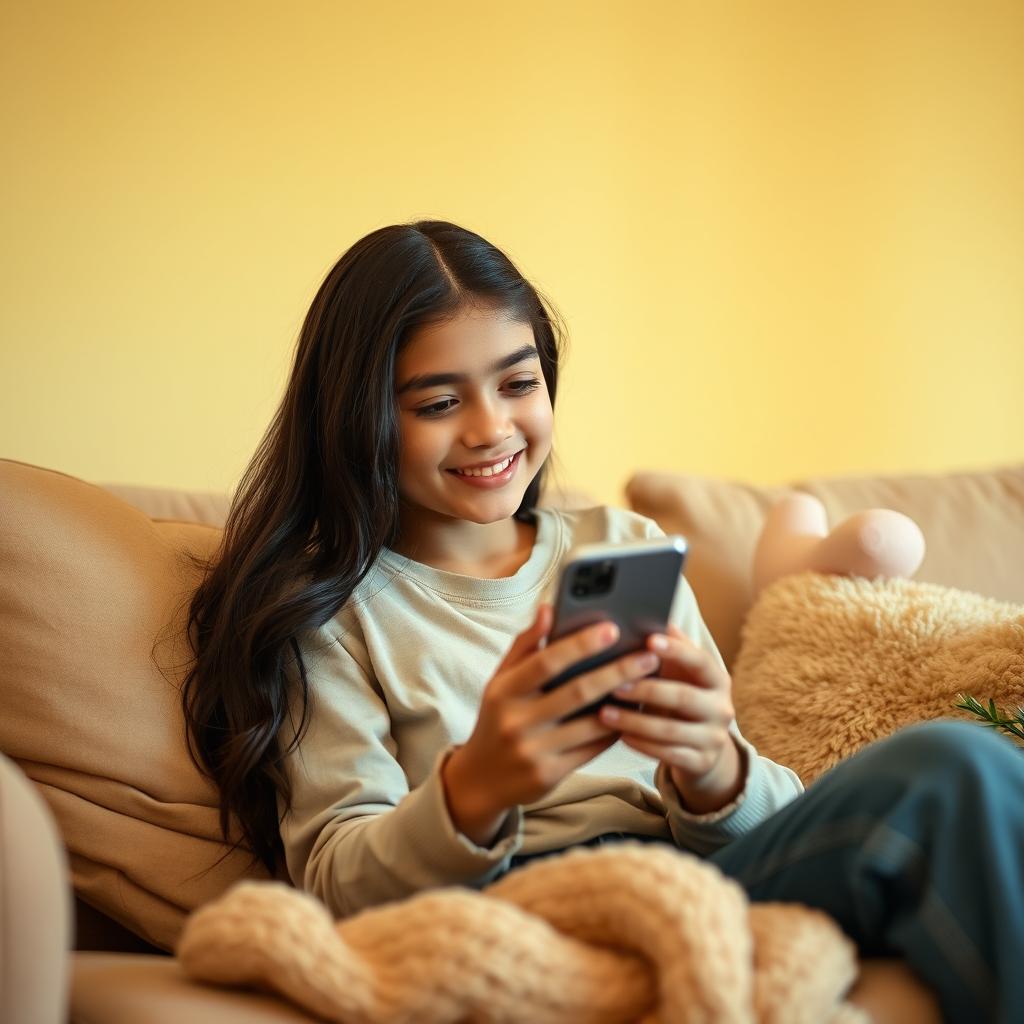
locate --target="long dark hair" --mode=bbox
[180,220,566,872]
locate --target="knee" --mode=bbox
[855,719,1019,792]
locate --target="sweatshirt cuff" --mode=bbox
[656,732,775,854]
[400,747,524,884]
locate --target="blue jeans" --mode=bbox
[508,721,1024,1024]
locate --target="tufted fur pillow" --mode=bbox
[732,572,1024,785]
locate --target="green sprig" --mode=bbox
[954,693,1024,743]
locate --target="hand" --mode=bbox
[442,603,662,845]
[598,625,745,814]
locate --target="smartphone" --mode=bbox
[542,535,688,717]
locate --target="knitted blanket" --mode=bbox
[733,573,1024,784]
[177,843,867,1023]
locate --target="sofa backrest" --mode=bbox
[627,464,1024,668]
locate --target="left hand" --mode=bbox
[598,625,745,814]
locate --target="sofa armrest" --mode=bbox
[0,753,72,1024]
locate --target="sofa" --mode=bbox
[3,455,1022,1023]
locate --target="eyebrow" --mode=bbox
[397,344,540,395]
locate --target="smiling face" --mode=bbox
[394,306,554,541]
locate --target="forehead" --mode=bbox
[398,308,535,373]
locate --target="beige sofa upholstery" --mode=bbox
[627,464,1024,668]
[7,457,1019,1022]
[0,753,72,1024]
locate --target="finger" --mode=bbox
[528,647,661,723]
[500,619,622,697]
[646,632,723,689]
[495,603,553,674]
[599,705,717,747]
[553,732,620,773]
[610,679,728,722]
[529,711,618,755]
[619,734,712,773]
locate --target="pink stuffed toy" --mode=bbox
[753,494,926,595]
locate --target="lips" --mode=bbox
[446,450,523,487]
[449,450,519,477]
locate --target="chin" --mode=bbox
[456,497,525,525]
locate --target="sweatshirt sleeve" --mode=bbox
[655,565,805,855]
[278,626,524,918]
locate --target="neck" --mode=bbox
[392,512,536,579]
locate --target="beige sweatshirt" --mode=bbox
[278,506,804,918]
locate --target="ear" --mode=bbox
[753,494,926,596]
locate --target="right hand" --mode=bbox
[441,603,661,845]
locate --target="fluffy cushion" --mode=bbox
[0,459,271,950]
[627,464,1024,669]
[733,572,1024,784]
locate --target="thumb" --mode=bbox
[496,603,552,672]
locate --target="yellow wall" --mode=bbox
[3,1,1022,505]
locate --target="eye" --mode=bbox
[414,398,457,418]
[505,377,542,395]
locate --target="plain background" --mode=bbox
[2,0,1022,504]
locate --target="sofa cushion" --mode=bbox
[626,464,1024,668]
[0,459,271,952]
[71,953,317,1024]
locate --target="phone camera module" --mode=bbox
[571,561,616,599]
[592,561,616,595]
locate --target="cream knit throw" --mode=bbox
[733,572,1024,784]
[177,843,867,1023]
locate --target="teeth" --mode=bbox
[456,454,514,478]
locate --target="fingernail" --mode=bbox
[616,681,635,693]
[601,623,619,643]
[650,635,669,652]
[637,653,659,673]
[602,705,620,722]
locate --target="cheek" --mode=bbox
[521,396,554,450]
[398,420,446,480]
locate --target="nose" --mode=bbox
[462,396,514,450]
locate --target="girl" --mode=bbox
[183,220,1023,1023]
